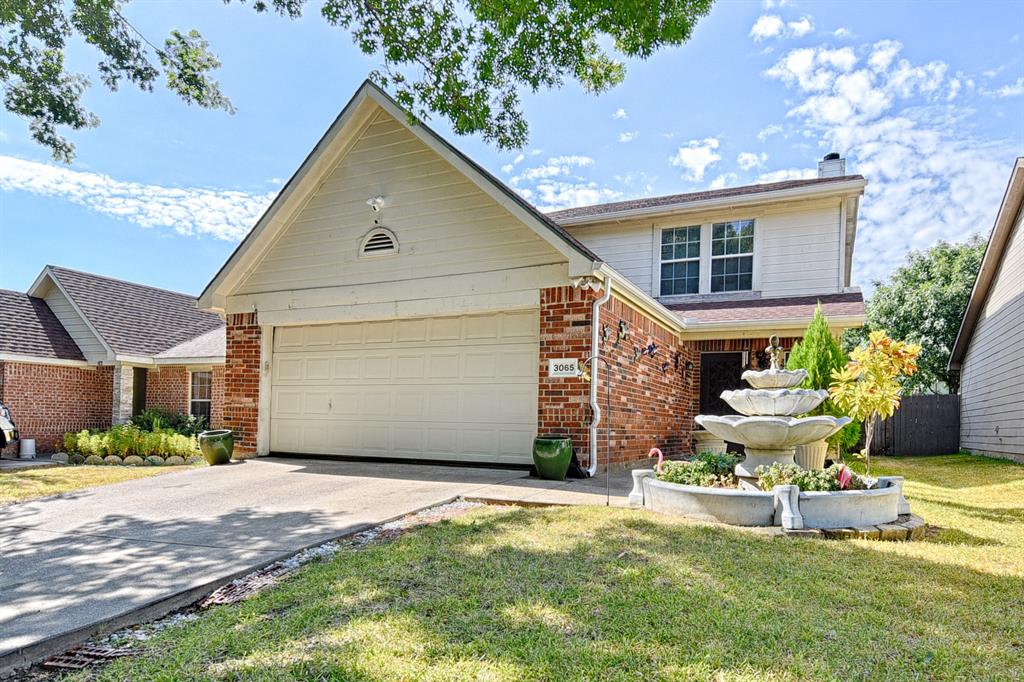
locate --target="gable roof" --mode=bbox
[548,175,866,224]
[198,79,603,311]
[0,290,85,361]
[32,266,224,360]
[949,157,1024,369]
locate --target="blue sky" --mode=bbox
[1,0,1021,296]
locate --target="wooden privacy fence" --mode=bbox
[868,394,960,456]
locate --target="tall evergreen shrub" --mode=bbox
[786,305,861,455]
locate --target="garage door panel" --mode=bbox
[270,312,538,463]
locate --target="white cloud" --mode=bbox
[612,108,628,120]
[508,155,594,185]
[528,182,623,212]
[618,131,638,143]
[995,77,1024,97]
[755,168,817,183]
[670,138,721,181]
[737,152,768,170]
[833,27,853,39]
[763,38,1013,288]
[0,155,273,241]
[787,17,814,37]
[709,173,738,190]
[757,124,784,141]
[750,15,785,41]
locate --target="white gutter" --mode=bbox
[555,178,867,227]
[0,352,95,369]
[596,264,686,333]
[587,279,613,477]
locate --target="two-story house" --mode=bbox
[199,80,866,469]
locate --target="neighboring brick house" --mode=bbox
[0,266,225,455]
[195,80,867,470]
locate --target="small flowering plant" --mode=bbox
[755,462,869,492]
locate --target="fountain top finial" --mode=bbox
[767,334,784,371]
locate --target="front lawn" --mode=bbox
[0,465,174,505]
[75,454,1024,680]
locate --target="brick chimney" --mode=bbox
[818,152,846,178]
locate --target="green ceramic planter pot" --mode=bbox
[198,429,234,465]
[533,436,573,481]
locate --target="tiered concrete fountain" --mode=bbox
[629,336,915,533]
[695,336,850,489]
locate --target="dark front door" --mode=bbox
[132,367,148,418]
[699,352,744,415]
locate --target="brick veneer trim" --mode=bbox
[223,313,261,456]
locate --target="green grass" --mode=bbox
[74,454,1024,681]
[0,465,174,504]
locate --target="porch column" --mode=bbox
[111,363,134,424]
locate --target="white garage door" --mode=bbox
[269,311,539,464]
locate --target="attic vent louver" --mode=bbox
[359,227,399,258]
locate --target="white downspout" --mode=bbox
[587,279,613,477]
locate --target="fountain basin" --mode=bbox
[695,414,851,451]
[741,368,807,389]
[629,471,911,530]
[641,476,776,526]
[721,388,828,416]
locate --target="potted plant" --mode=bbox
[532,436,573,480]
[198,429,234,465]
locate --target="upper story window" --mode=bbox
[710,220,754,292]
[660,226,701,295]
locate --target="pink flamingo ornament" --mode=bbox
[650,448,665,475]
[836,463,853,490]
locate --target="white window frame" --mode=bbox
[658,225,702,296]
[188,369,213,423]
[709,219,756,293]
[653,217,760,298]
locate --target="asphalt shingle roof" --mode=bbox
[666,292,865,324]
[0,289,85,361]
[49,266,224,357]
[547,176,865,222]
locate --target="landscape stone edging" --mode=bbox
[49,453,204,467]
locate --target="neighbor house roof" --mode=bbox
[0,290,85,362]
[548,176,866,223]
[666,292,865,327]
[45,266,224,358]
[949,157,1024,370]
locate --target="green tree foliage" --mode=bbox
[2,0,714,162]
[842,236,986,394]
[787,305,861,456]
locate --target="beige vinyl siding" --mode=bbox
[959,204,1024,459]
[235,110,564,297]
[563,222,653,293]
[757,202,841,297]
[42,285,108,362]
[565,198,842,299]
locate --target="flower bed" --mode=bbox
[58,425,202,466]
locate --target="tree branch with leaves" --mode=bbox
[2,0,714,162]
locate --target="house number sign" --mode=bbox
[548,358,581,378]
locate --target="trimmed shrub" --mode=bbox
[61,425,199,461]
[84,455,104,465]
[165,455,186,466]
[103,455,123,465]
[145,456,165,466]
[123,455,145,466]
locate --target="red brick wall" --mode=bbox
[223,313,261,456]
[0,362,113,454]
[145,366,189,414]
[211,364,225,430]
[538,286,696,468]
[538,287,596,459]
[684,336,801,436]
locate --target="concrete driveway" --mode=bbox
[0,457,540,672]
